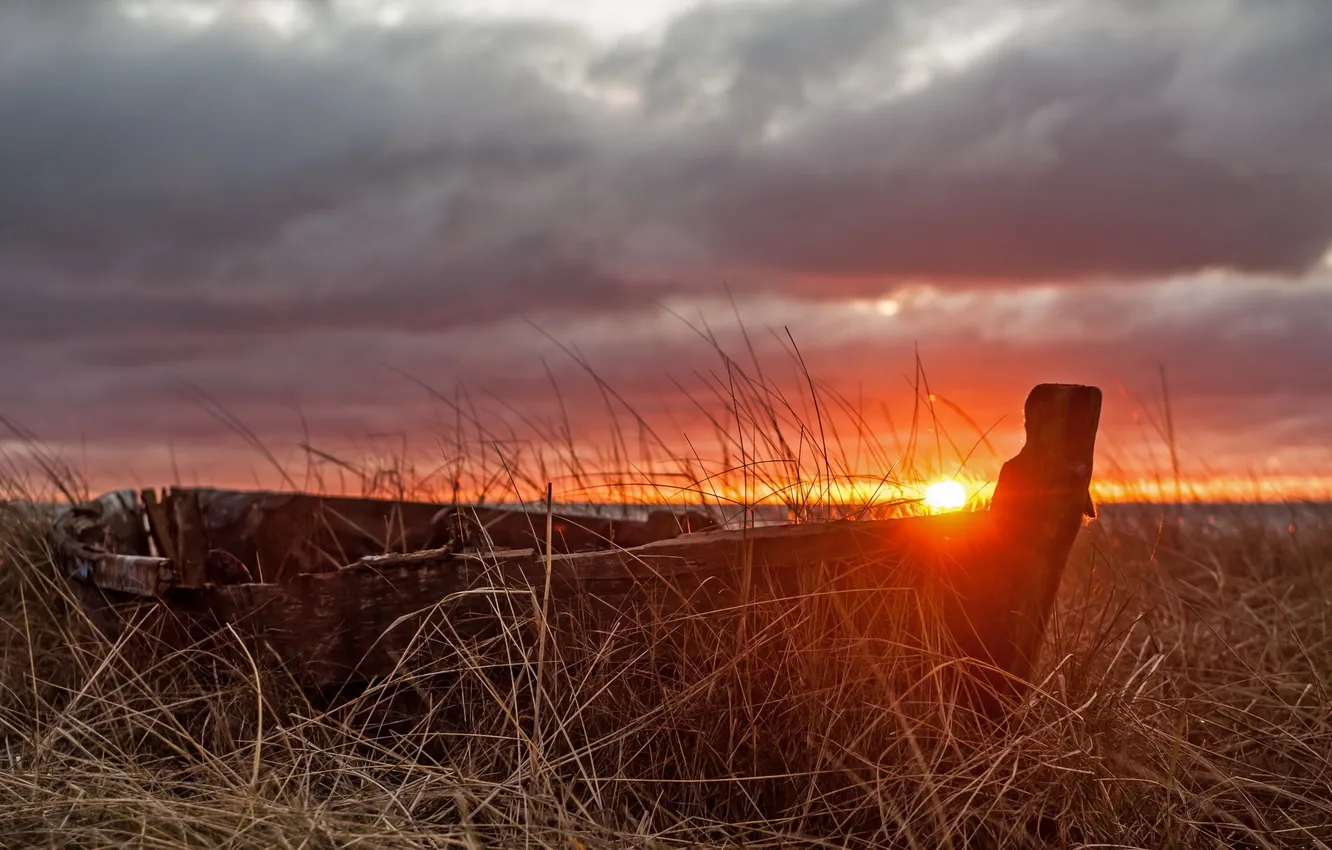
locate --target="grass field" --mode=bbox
[3,490,1330,848]
[1,354,1329,848]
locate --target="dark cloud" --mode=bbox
[2,0,1329,314]
[0,239,652,345]
[0,5,599,281]
[660,0,1332,282]
[2,0,1331,486]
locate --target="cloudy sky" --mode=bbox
[2,0,1331,499]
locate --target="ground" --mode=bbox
[1,501,1329,848]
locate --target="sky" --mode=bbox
[2,0,1331,502]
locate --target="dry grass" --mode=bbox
[1,341,1329,848]
[4,499,1332,847]
[3,496,1331,848]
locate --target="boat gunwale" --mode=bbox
[49,494,981,597]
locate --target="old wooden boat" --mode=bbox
[50,383,1101,711]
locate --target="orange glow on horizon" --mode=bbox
[325,469,1332,509]
[55,466,1332,509]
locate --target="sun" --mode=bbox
[924,479,968,512]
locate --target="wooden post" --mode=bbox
[953,383,1102,709]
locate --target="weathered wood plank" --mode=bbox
[167,488,209,587]
[426,505,721,553]
[155,512,967,683]
[49,502,176,597]
[140,489,177,563]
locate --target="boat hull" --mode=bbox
[51,384,1102,715]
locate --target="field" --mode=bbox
[1,361,1329,849]
[2,495,1329,849]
